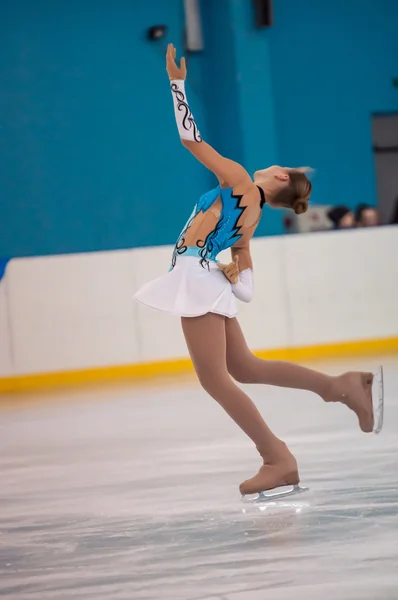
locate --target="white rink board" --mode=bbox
[0,267,13,376]
[1,226,397,377]
[284,227,398,346]
[6,250,140,375]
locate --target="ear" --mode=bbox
[275,172,289,182]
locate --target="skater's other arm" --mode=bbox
[166,44,253,190]
[231,246,253,272]
[217,246,254,303]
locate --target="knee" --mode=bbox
[227,354,257,384]
[228,369,253,384]
[195,366,231,399]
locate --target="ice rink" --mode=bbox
[1,355,397,600]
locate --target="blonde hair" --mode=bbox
[273,167,313,214]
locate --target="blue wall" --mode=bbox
[200,0,283,237]
[268,0,398,209]
[0,0,207,256]
[1,0,397,257]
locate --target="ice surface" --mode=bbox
[1,356,397,600]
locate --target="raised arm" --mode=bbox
[166,44,253,190]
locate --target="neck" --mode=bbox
[256,182,273,204]
[256,185,267,208]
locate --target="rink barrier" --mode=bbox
[1,336,398,394]
[0,226,397,394]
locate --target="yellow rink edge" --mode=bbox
[1,336,398,394]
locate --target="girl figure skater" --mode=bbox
[135,44,383,498]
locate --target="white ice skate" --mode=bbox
[372,365,384,435]
[241,484,309,504]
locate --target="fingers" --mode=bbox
[226,272,239,284]
[233,255,239,264]
[166,43,175,65]
[226,269,239,280]
[166,44,186,78]
[218,261,239,273]
[166,44,172,68]
[167,44,177,61]
[180,56,186,72]
[218,262,239,285]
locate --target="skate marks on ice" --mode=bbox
[0,356,397,600]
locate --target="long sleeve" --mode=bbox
[231,269,254,302]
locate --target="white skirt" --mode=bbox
[134,255,238,318]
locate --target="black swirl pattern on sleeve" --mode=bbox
[171,83,202,143]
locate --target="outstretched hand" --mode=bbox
[166,43,187,80]
[217,255,239,285]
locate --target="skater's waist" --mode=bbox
[172,246,220,265]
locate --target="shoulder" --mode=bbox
[220,180,257,197]
[233,181,262,207]
[218,166,254,191]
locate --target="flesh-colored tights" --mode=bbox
[181,313,333,459]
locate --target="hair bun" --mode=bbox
[294,201,307,215]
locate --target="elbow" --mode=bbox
[232,289,254,303]
[232,269,254,303]
[241,292,254,303]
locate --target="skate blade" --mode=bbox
[372,365,384,435]
[241,484,309,503]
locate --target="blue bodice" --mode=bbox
[171,185,263,269]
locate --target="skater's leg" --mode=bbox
[181,313,280,454]
[181,313,298,493]
[225,318,330,394]
[225,318,374,432]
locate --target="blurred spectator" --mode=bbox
[390,197,398,225]
[355,203,379,227]
[327,206,356,229]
